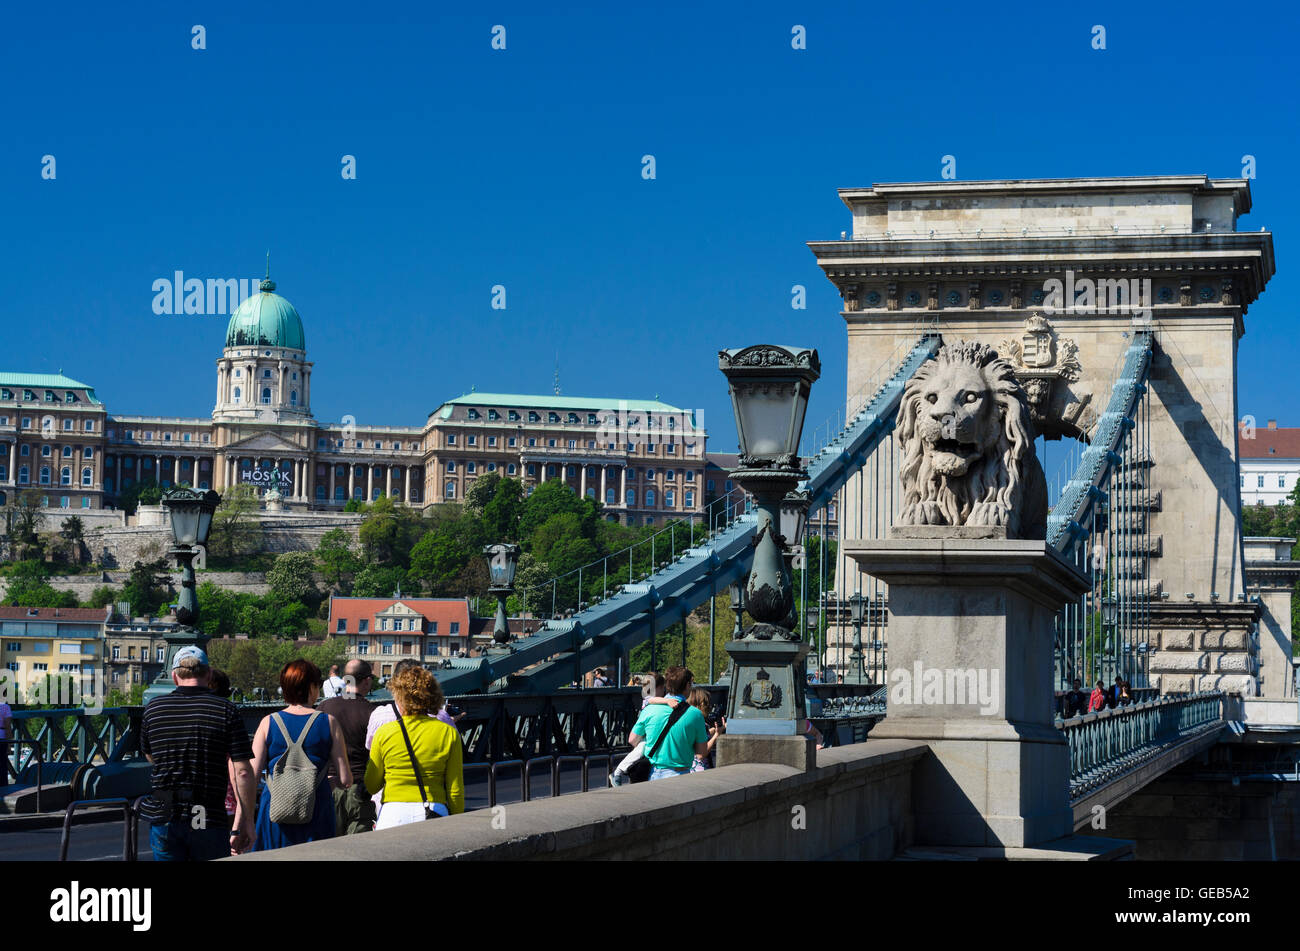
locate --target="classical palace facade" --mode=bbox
[0,272,706,525]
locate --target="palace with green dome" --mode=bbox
[0,271,707,526]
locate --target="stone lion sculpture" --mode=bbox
[896,340,1048,539]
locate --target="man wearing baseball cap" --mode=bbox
[139,646,257,860]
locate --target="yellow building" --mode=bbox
[0,606,107,703]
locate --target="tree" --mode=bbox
[121,558,171,617]
[351,564,409,598]
[210,484,261,559]
[519,480,600,545]
[266,552,321,609]
[482,477,525,542]
[343,498,365,513]
[5,490,44,561]
[118,477,163,517]
[315,528,360,591]
[2,560,78,608]
[464,471,502,514]
[84,585,120,609]
[408,508,485,595]
[58,515,87,566]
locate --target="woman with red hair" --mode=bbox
[247,659,351,852]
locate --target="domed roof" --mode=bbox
[224,275,305,351]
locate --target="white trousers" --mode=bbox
[375,800,450,829]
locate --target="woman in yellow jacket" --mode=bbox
[365,666,464,828]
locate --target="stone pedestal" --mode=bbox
[846,529,1089,848]
[716,733,817,770]
[719,636,815,770]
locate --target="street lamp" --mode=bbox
[844,593,868,684]
[1099,596,1118,685]
[484,543,521,649]
[804,601,821,673]
[144,488,220,704]
[717,344,820,754]
[729,580,746,638]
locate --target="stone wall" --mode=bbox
[80,511,362,570]
[1104,764,1300,860]
[1149,601,1259,695]
[234,739,926,862]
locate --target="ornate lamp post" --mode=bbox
[845,592,868,684]
[484,543,521,651]
[143,488,220,704]
[804,602,821,677]
[715,344,820,768]
[1100,595,1118,686]
[729,580,746,639]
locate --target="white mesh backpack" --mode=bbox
[266,711,323,824]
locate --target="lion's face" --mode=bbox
[912,362,1004,477]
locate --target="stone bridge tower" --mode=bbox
[810,176,1276,693]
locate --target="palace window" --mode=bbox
[568,440,576,449]
[445,482,456,499]
[290,390,298,406]
[1258,475,1265,487]
[507,463,517,475]
[18,466,27,483]
[508,411,520,421]
[529,412,540,423]
[606,488,615,504]
[467,435,477,446]
[447,434,457,445]
[232,387,241,403]
[487,436,496,447]
[666,443,676,454]
[646,489,655,506]
[467,462,477,474]
[527,438,536,447]
[40,466,50,484]
[548,413,560,423]
[23,390,34,401]
[548,439,557,448]
[665,490,675,507]
[261,388,271,404]
[467,409,480,419]
[685,470,695,482]
[666,469,675,481]
[567,413,578,424]
[626,489,635,506]
[263,369,272,378]
[507,437,516,448]
[81,468,92,486]
[587,414,597,425]
[527,464,536,476]
[487,409,499,421]
[42,445,51,457]
[685,490,694,508]
[446,461,456,472]
[487,462,496,472]
[44,391,54,402]
[84,420,94,431]
[62,446,72,457]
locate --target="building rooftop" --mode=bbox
[0,372,102,402]
[328,596,473,631]
[0,606,110,622]
[434,393,691,420]
[1239,425,1300,459]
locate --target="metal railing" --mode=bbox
[1059,691,1226,799]
[59,797,142,862]
[9,707,143,773]
[464,751,626,807]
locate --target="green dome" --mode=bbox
[225,277,306,351]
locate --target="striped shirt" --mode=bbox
[139,686,253,823]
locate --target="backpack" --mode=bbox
[265,711,323,825]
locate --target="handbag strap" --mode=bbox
[648,700,691,758]
[394,712,433,818]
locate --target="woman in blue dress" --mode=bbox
[246,659,351,852]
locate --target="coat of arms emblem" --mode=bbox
[742,668,782,710]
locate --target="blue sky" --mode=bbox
[2,0,1296,452]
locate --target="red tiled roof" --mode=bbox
[1239,426,1300,459]
[327,597,470,635]
[0,606,109,622]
